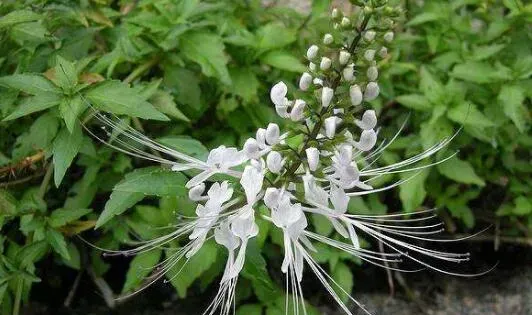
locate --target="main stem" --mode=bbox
[277,13,373,185]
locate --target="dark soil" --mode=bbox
[22,242,532,315]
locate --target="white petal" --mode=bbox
[349,84,363,106]
[290,99,306,121]
[321,87,334,108]
[270,81,287,107]
[306,45,319,59]
[305,147,319,171]
[266,123,280,145]
[324,116,337,139]
[355,110,377,130]
[355,129,377,151]
[266,151,283,174]
[299,72,312,91]
[364,82,380,101]
[188,183,205,201]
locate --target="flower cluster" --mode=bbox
[90,2,487,314]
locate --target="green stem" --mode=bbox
[123,56,160,84]
[12,278,23,315]
[38,165,53,199]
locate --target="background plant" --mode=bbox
[0,0,530,314]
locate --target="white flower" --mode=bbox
[302,173,328,206]
[364,49,376,61]
[306,45,319,59]
[343,64,355,81]
[186,146,245,188]
[323,33,333,45]
[266,123,280,145]
[339,50,351,65]
[379,46,388,58]
[226,207,259,279]
[188,183,206,201]
[329,145,360,189]
[364,30,376,41]
[364,82,380,101]
[355,129,377,151]
[321,87,334,108]
[290,99,306,121]
[349,84,363,106]
[240,165,264,205]
[367,66,378,81]
[243,138,261,159]
[384,31,394,42]
[256,128,267,147]
[270,81,287,107]
[355,110,377,130]
[320,57,331,70]
[324,116,338,139]
[313,78,323,86]
[305,147,319,171]
[299,72,312,91]
[266,151,284,174]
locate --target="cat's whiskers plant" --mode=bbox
[85,1,491,314]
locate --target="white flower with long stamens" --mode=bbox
[85,5,492,315]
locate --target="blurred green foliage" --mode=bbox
[0,0,530,314]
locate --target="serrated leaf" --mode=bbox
[85,80,169,121]
[0,10,42,28]
[399,169,429,212]
[499,85,529,133]
[256,23,296,53]
[59,95,87,133]
[396,94,432,111]
[53,124,83,187]
[437,156,485,186]
[46,228,70,260]
[96,190,143,228]
[49,208,92,228]
[150,90,189,122]
[261,50,306,73]
[419,67,445,104]
[12,112,59,159]
[113,168,188,197]
[470,44,506,61]
[229,67,260,103]
[167,241,218,298]
[122,249,162,293]
[62,243,81,270]
[3,93,61,121]
[451,62,511,84]
[52,56,78,91]
[16,241,48,268]
[447,102,494,128]
[180,32,231,85]
[0,74,60,95]
[407,12,444,26]
[332,262,353,303]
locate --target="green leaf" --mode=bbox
[437,156,485,186]
[46,228,70,260]
[167,241,218,298]
[470,44,506,61]
[256,23,296,53]
[447,102,494,128]
[122,249,162,293]
[12,112,59,159]
[499,85,529,133]
[399,169,429,212]
[49,208,92,228]
[16,241,48,268]
[0,10,42,28]
[451,62,511,84]
[163,67,202,111]
[158,136,208,160]
[0,74,60,95]
[85,80,169,121]
[241,240,281,303]
[332,262,354,303]
[52,56,78,91]
[180,32,232,85]
[229,67,260,103]
[419,67,445,104]
[513,196,532,215]
[10,21,48,44]
[59,95,87,133]
[312,214,333,236]
[3,93,62,121]
[113,168,188,197]
[407,12,444,26]
[150,90,190,122]
[237,304,262,315]
[396,94,432,111]
[0,189,18,216]
[261,50,306,73]
[62,243,81,270]
[96,191,144,228]
[53,124,83,187]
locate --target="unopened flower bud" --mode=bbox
[333,23,339,30]
[256,128,266,145]
[364,82,380,101]
[266,151,283,174]
[349,84,363,106]
[320,57,331,70]
[343,64,355,81]
[367,66,378,81]
[364,30,376,42]
[341,17,350,27]
[321,87,334,108]
[384,31,394,42]
[331,8,339,18]
[305,147,319,171]
[364,49,376,61]
[339,51,351,65]
[307,45,319,59]
[309,62,317,71]
[324,116,338,139]
[355,110,377,130]
[355,129,377,151]
[266,123,280,145]
[188,183,205,201]
[290,99,306,121]
[299,72,312,91]
[379,47,388,58]
[323,33,333,45]
[243,138,260,159]
[264,187,280,209]
[313,78,323,86]
[270,81,287,107]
